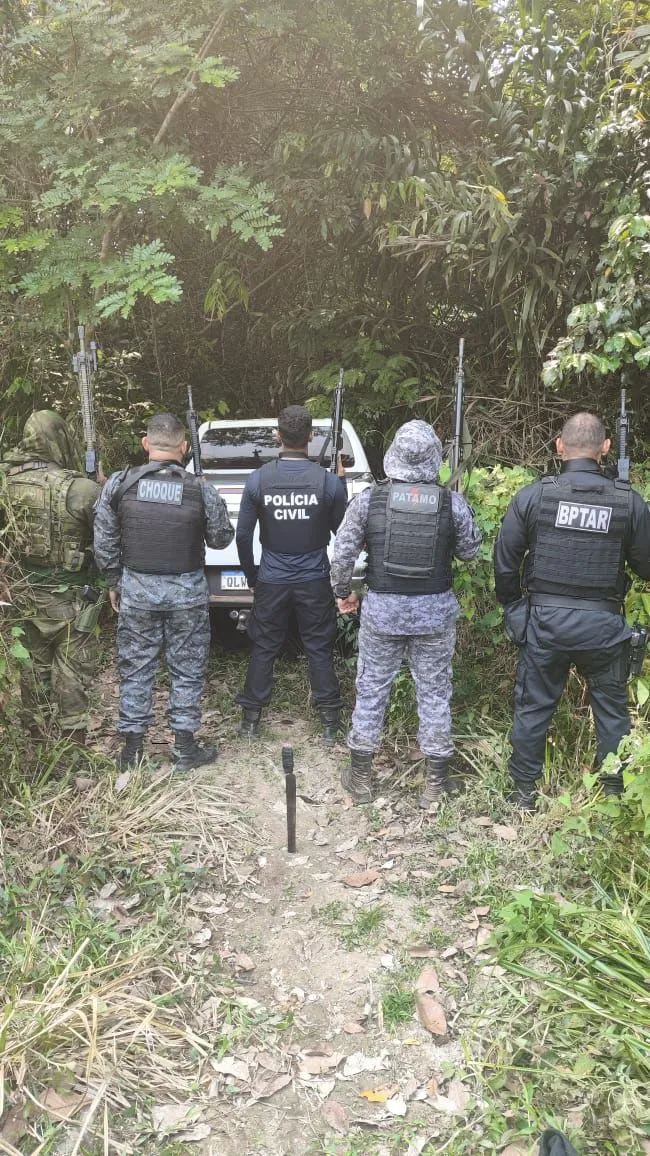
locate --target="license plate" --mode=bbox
[220,569,249,591]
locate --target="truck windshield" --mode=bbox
[200,425,355,470]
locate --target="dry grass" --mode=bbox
[0,762,258,1153]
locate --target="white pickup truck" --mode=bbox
[185,418,373,615]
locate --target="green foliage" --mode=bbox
[543,211,650,387]
[0,0,282,339]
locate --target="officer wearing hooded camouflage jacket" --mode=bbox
[94,413,234,772]
[331,420,482,806]
[2,410,102,735]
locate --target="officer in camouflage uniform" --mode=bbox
[2,410,102,737]
[94,413,234,771]
[495,412,650,810]
[331,420,481,806]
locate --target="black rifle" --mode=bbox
[72,325,98,479]
[318,368,345,472]
[282,744,297,853]
[330,368,345,474]
[186,386,203,477]
[448,338,465,492]
[616,387,631,482]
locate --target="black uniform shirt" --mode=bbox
[494,459,650,650]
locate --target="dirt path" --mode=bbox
[185,704,489,1156]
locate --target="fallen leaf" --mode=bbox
[234,953,255,972]
[447,1079,471,1112]
[493,824,518,842]
[211,1057,250,1082]
[440,946,459,959]
[425,1077,439,1098]
[189,927,212,947]
[114,770,131,794]
[408,944,438,959]
[342,870,379,888]
[473,905,491,917]
[342,1020,365,1035]
[343,1052,388,1077]
[385,1094,408,1117]
[299,1052,343,1077]
[415,965,440,994]
[359,1087,394,1103]
[118,892,141,912]
[322,1099,350,1134]
[152,1104,201,1136]
[335,836,359,853]
[416,992,447,1036]
[42,1089,85,1120]
[249,1071,292,1101]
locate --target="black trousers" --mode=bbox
[509,638,630,786]
[237,579,342,711]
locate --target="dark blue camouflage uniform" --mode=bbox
[94,472,233,735]
[330,421,481,758]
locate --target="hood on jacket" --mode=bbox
[383,419,443,484]
[3,410,79,471]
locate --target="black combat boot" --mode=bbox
[507,782,538,812]
[172,731,218,772]
[238,708,262,739]
[419,757,450,809]
[320,709,341,747]
[340,750,373,804]
[118,732,144,771]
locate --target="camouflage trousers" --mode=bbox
[116,605,210,736]
[22,585,99,731]
[348,620,457,758]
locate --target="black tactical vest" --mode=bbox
[528,473,631,602]
[257,459,330,553]
[112,462,205,574]
[365,480,455,594]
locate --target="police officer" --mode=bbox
[2,410,102,738]
[94,413,234,770]
[494,412,650,810]
[331,420,482,806]
[236,404,347,741]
